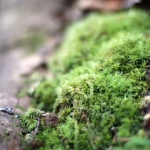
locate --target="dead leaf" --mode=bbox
[76,0,141,11]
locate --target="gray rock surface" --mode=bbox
[0,111,22,150]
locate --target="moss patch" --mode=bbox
[22,9,150,149]
[31,79,58,111]
[50,9,150,74]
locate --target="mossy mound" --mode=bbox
[50,9,150,74]
[23,9,150,149]
[53,34,150,149]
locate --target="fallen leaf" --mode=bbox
[76,0,141,11]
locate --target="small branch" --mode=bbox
[28,117,40,145]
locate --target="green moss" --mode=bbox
[20,107,41,133]
[35,117,91,150]
[23,9,150,149]
[113,137,150,150]
[50,9,150,74]
[31,79,58,111]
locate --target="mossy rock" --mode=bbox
[23,9,150,149]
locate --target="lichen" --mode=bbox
[22,9,150,149]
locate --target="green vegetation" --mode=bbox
[50,9,150,74]
[114,137,150,150]
[20,107,41,133]
[31,79,58,111]
[20,9,150,149]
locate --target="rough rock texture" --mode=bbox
[0,112,22,150]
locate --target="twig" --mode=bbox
[28,117,40,145]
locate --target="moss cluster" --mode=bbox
[22,9,150,149]
[50,9,150,74]
[114,137,150,150]
[20,107,41,133]
[31,79,58,111]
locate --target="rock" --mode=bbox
[0,112,22,150]
[41,112,59,127]
[0,94,18,109]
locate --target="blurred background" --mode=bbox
[0,0,78,105]
[0,0,74,50]
[1,0,149,51]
